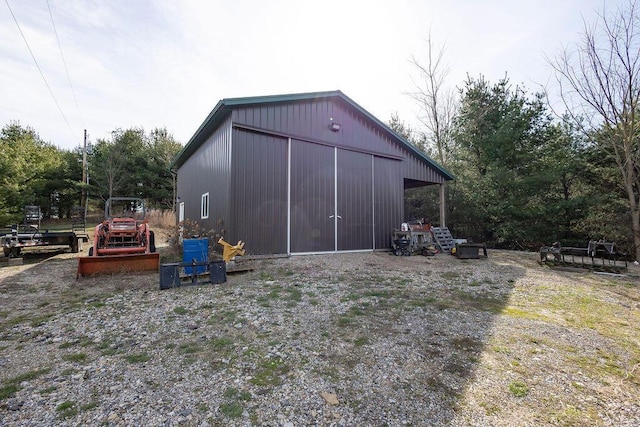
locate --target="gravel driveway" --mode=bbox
[0,249,639,426]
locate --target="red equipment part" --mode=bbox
[77,198,159,277]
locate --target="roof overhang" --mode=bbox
[170,90,454,181]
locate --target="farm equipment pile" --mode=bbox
[539,241,628,273]
[77,198,159,277]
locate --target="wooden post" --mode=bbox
[439,183,446,227]
[81,129,87,208]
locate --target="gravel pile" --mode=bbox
[0,249,639,426]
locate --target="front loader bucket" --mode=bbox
[77,253,160,278]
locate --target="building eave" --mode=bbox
[171,90,454,181]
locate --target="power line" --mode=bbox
[47,0,83,129]
[4,0,79,143]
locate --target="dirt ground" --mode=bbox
[0,247,639,426]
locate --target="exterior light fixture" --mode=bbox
[329,118,341,132]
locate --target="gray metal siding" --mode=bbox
[232,98,445,185]
[290,139,335,253]
[374,156,403,249]
[176,117,232,234]
[229,129,288,254]
[337,149,373,250]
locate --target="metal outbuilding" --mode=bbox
[171,90,453,255]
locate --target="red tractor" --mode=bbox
[77,198,160,277]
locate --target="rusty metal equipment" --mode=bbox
[391,228,438,256]
[540,241,627,273]
[77,198,159,277]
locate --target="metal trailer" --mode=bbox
[2,226,89,257]
[2,206,89,258]
[539,241,628,273]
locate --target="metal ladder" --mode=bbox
[432,227,454,253]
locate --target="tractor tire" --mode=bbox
[3,246,9,257]
[149,231,156,253]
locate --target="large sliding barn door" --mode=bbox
[290,139,375,253]
[337,150,373,251]
[290,140,335,253]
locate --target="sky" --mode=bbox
[0,0,612,151]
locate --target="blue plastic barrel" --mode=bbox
[183,238,209,274]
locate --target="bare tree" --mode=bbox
[408,33,457,165]
[550,0,640,260]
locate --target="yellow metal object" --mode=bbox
[218,238,246,262]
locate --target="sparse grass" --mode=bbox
[208,336,235,351]
[250,357,290,386]
[80,401,98,411]
[173,306,188,315]
[179,342,202,354]
[508,381,529,397]
[479,401,501,416]
[337,316,354,327]
[219,401,243,418]
[125,353,150,363]
[219,387,252,419]
[0,314,30,330]
[30,313,55,327]
[0,368,50,400]
[285,287,302,302]
[56,400,77,418]
[0,383,19,400]
[354,336,370,346]
[501,307,546,321]
[39,386,57,395]
[62,352,88,363]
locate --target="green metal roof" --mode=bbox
[170,90,454,180]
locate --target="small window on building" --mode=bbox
[201,193,209,219]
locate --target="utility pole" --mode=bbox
[81,129,87,208]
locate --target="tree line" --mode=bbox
[395,76,626,251]
[399,1,640,258]
[0,123,182,225]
